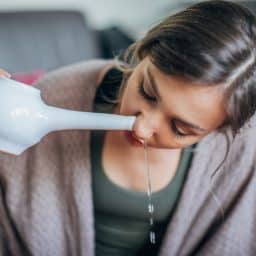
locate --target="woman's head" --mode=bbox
[115,0,256,149]
[117,56,226,149]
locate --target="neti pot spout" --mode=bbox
[43,105,136,132]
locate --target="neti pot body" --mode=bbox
[0,77,136,155]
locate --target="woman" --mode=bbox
[0,0,256,255]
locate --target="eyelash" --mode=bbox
[138,80,157,102]
[137,82,188,139]
[171,121,188,138]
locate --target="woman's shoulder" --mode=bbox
[94,64,124,105]
[33,59,115,108]
[96,59,119,86]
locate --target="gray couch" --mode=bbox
[0,10,133,73]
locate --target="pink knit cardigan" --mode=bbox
[0,59,255,256]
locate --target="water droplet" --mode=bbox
[143,140,156,244]
[148,203,154,214]
[150,231,156,244]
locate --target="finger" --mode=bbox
[0,69,11,78]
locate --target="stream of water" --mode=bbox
[143,140,156,244]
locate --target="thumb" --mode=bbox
[0,69,11,78]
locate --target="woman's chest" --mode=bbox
[101,131,182,193]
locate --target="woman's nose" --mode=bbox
[132,114,158,141]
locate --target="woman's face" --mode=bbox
[117,56,227,149]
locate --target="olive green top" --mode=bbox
[91,102,192,256]
[91,101,194,256]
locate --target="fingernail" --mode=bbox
[1,73,11,78]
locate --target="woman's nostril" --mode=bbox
[133,128,153,142]
[132,113,155,142]
[132,132,146,144]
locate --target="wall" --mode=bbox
[0,0,184,38]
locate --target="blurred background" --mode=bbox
[0,0,255,81]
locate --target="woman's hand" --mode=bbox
[0,69,11,78]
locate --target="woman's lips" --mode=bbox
[123,131,144,146]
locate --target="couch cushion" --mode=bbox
[0,11,101,72]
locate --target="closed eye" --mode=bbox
[171,120,189,138]
[138,81,190,138]
[138,81,156,102]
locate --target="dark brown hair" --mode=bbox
[116,0,256,140]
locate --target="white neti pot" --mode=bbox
[0,77,136,155]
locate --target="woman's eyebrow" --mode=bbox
[146,67,207,133]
